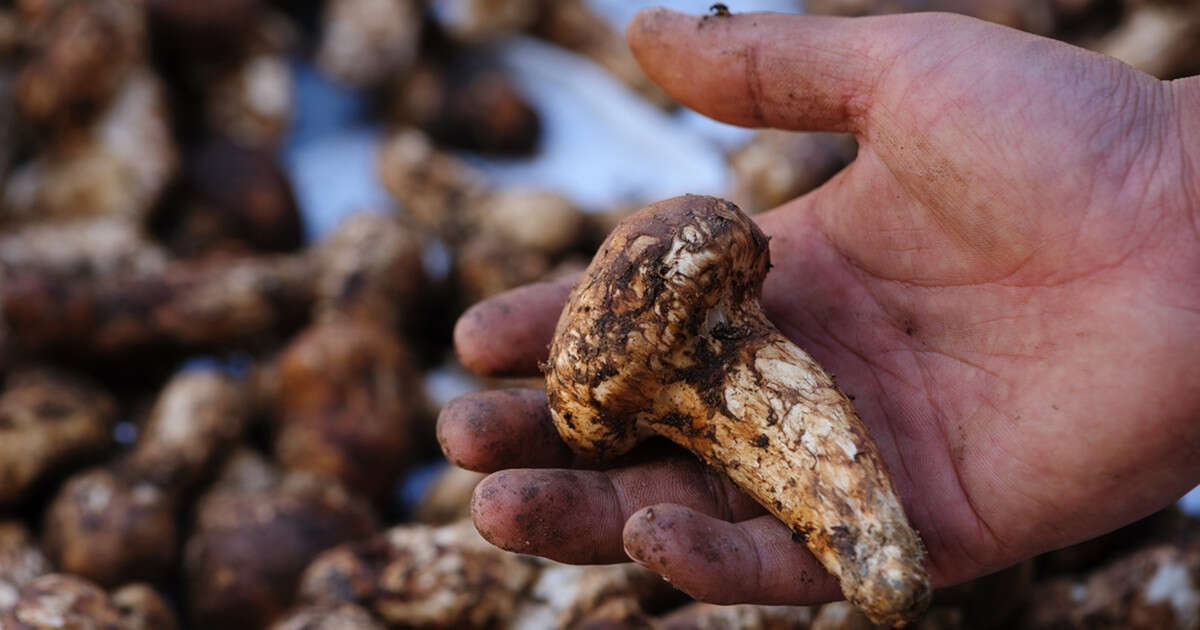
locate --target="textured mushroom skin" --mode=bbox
[0,522,51,615]
[0,369,116,506]
[110,583,180,630]
[546,195,930,626]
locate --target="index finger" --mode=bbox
[453,274,576,378]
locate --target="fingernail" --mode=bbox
[627,509,662,561]
[623,534,646,563]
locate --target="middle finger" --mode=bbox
[471,454,766,564]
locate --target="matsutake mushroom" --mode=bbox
[544,195,930,626]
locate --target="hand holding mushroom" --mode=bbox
[439,5,1200,624]
[544,194,930,625]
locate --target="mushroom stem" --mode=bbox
[546,195,929,626]
[656,323,926,627]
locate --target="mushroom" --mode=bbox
[43,368,249,586]
[413,465,485,525]
[0,368,116,506]
[0,574,178,630]
[144,0,263,68]
[270,603,386,630]
[470,190,584,256]
[544,195,930,626]
[296,520,540,628]
[0,68,22,193]
[810,601,881,630]
[144,0,296,148]
[271,317,422,501]
[531,0,673,108]
[312,212,427,329]
[42,466,177,587]
[1090,1,1200,80]
[110,583,180,630]
[802,0,1059,35]
[569,598,657,630]
[426,0,542,44]
[184,452,377,630]
[728,131,858,215]
[660,602,814,630]
[14,0,146,138]
[387,55,541,155]
[203,42,294,149]
[316,0,422,89]
[0,217,167,280]
[4,69,178,226]
[0,522,51,615]
[297,520,673,630]
[1,574,127,629]
[1024,541,1200,630]
[149,140,303,259]
[453,236,554,304]
[376,128,490,240]
[3,253,314,356]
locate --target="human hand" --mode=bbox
[438,8,1200,605]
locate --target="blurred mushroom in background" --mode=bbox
[426,0,542,44]
[412,465,485,525]
[3,253,315,357]
[148,139,304,260]
[1024,538,1200,629]
[532,0,673,108]
[43,368,249,586]
[0,368,116,507]
[387,52,542,155]
[297,519,678,629]
[1091,0,1200,79]
[0,522,51,615]
[0,573,179,630]
[271,602,387,630]
[268,212,430,502]
[4,69,178,226]
[728,131,858,214]
[184,450,377,630]
[1,573,128,629]
[145,0,297,148]
[317,0,422,90]
[660,602,814,630]
[110,583,180,630]
[271,318,423,502]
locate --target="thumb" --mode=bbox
[627,8,912,134]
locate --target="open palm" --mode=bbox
[439,9,1200,605]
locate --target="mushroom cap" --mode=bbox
[546,195,770,458]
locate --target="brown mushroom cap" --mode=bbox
[546,194,770,458]
[110,583,180,630]
[0,368,116,506]
[42,466,176,587]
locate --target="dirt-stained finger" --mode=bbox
[453,276,576,378]
[627,8,915,133]
[470,459,765,565]
[437,388,575,472]
[622,505,843,606]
